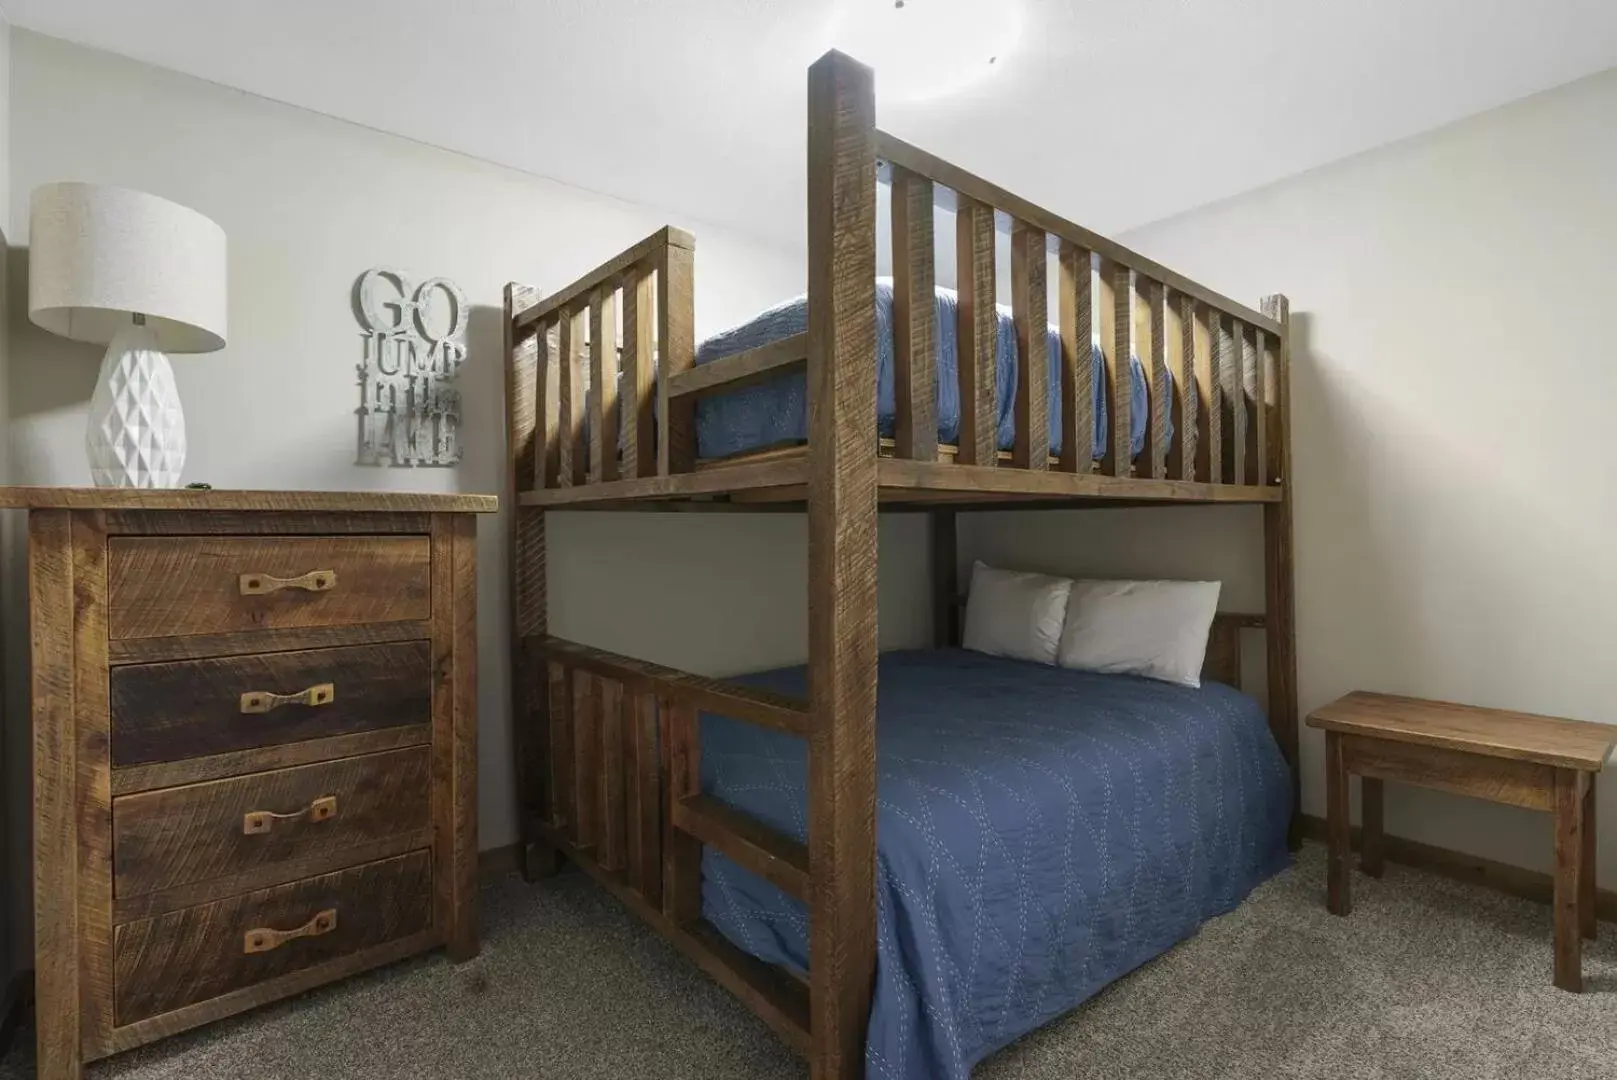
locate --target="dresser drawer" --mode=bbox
[113,850,433,1026]
[110,641,433,767]
[107,535,431,640]
[112,747,432,898]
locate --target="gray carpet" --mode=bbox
[5,843,1617,1079]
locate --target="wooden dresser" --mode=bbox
[2,488,498,1080]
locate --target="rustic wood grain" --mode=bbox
[661,698,702,925]
[572,671,601,853]
[1164,291,1192,480]
[446,514,480,959]
[1253,328,1270,486]
[1011,220,1049,471]
[112,747,430,898]
[622,265,657,479]
[1243,324,1262,485]
[107,536,430,640]
[558,305,588,487]
[673,794,810,900]
[931,510,958,648]
[667,333,808,402]
[548,661,575,840]
[107,621,432,666]
[1554,769,1587,991]
[1260,295,1298,834]
[589,286,621,484]
[0,489,496,513]
[1325,730,1350,916]
[1095,265,1119,476]
[1109,262,1134,475]
[111,726,431,797]
[955,195,997,468]
[103,511,432,536]
[891,167,937,462]
[1197,305,1222,483]
[1056,241,1093,473]
[504,281,542,493]
[876,459,1281,504]
[627,690,662,906]
[1341,735,1556,811]
[521,456,811,507]
[109,641,429,767]
[598,678,627,875]
[1136,278,1166,479]
[658,239,698,475]
[1583,780,1598,940]
[113,851,432,1026]
[1224,319,1247,487]
[516,225,694,331]
[806,49,879,1080]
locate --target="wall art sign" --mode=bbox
[355,268,468,466]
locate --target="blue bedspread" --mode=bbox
[700,649,1290,1080]
[694,281,1169,462]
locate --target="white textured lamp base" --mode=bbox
[86,325,188,488]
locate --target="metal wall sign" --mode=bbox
[355,268,468,466]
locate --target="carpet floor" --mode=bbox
[5,843,1617,1079]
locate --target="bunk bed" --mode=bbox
[502,50,1299,1080]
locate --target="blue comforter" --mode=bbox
[700,649,1290,1080]
[694,281,1169,462]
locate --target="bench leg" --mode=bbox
[1360,776,1385,879]
[1326,731,1351,916]
[1582,777,1597,941]
[1554,769,1586,992]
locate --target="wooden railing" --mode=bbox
[878,131,1287,489]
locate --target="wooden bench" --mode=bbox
[1307,691,1617,992]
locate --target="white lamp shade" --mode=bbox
[28,182,227,353]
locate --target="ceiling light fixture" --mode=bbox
[826,0,1022,105]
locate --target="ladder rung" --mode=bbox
[672,794,810,900]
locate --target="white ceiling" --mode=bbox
[9,0,1617,251]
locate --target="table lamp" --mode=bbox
[28,182,227,488]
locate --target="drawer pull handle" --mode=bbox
[242,795,339,835]
[244,909,338,955]
[240,683,336,714]
[239,570,338,596]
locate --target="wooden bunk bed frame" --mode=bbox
[503,50,1297,1080]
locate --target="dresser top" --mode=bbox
[0,487,499,513]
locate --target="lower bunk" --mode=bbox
[527,640,1291,1079]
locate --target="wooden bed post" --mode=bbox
[1260,293,1300,847]
[805,49,879,1080]
[931,510,959,647]
[505,282,560,880]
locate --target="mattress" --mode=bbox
[699,648,1290,1080]
[693,281,1168,462]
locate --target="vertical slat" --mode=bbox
[661,698,702,925]
[1261,293,1299,844]
[598,678,626,873]
[1108,262,1134,475]
[1095,265,1119,475]
[954,196,997,467]
[1243,323,1261,485]
[1223,316,1246,486]
[588,286,620,484]
[573,671,600,851]
[626,691,662,905]
[1010,220,1049,470]
[657,239,698,475]
[806,49,879,1080]
[558,307,587,487]
[1325,731,1350,916]
[446,513,480,959]
[537,320,561,488]
[1056,242,1093,472]
[1554,768,1586,992]
[1140,278,1168,479]
[891,168,937,462]
[622,265,657,479]
[73,511,113,1059]
[1197,306,1223,484]
[1262,323,1281,485]
[548,661,574,837]
[1169,292,1197,481]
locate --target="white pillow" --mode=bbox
[1057,579,1221,687]
[962,561,1072,665]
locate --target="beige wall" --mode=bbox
[4,25,932,919]
[964,65,1617,880]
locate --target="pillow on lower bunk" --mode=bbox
[962,561,1072,665]
[1057,579,1221,687]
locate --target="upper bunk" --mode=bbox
[504,62,1291,515]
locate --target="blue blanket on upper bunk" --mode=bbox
[694,281,1169,461]
[700,649,1289,1080]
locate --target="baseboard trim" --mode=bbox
[0,970,31,1061]
[1298,814,1617,921]
[478,842,523,885]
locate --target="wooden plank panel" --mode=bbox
[1163,292,1192,480]
[1140,278,1168,479]
[624,691,661,905]
[1056,242,1093,473]
[673,794,810,900]
[891,167,937,462]
[547,661,574,837]
[588,287,620,484]
[572,671,600,852]
[1108,262,1134,475]
[1010,220,1049,471]
[658,243,698,474]
[661,699,702,925]
[667,334,808,400]
[558,307,587,487]
[73,512,114,1059]
[112,726,430,797]
[621,266,657,479]
[806,49,880,1080]
[446,514,479,959]
[1340,735,1556,811]
[537,320,561,487]
[598,678,626,874]
[955,195,997,467]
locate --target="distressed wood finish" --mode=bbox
[1310,692,1613,990]
[955,195,998,467]
[113,852,432,1026]
[107,536,431,640]
[891,167,937,462]
[1011,220,1049,471]
[659,239,698,475]
[112,747,431,898]
[672,794,810,900]
[0,489,495,513]
[111,725,431,798]
[1139,278,1168,479]
[107,620,432,666]
[667,333,808,402]
[806,50,879,1080]
[109,641,430,767]
[661,699,702,925]
[516,225,694,331]
[1057,241,1094,473]
[622,265,658,479]
[558,306,588,487]
[104,510,432,536]
[1108,262,1134,474]
[589,286,621,484]
[1165,292,1195,480]
[439,515,480,959]
[1260,295,1298,831]
[1197,304,1223,483]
